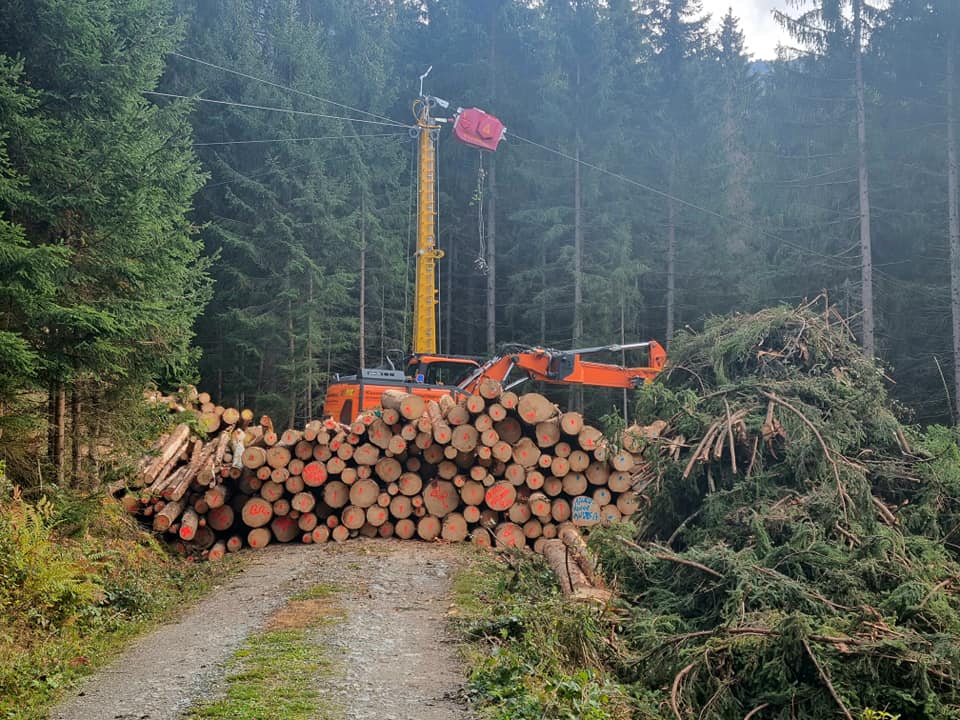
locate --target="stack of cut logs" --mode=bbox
[124,384,657,567]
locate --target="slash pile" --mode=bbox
[590,302,960,719]
[123,384,648,568]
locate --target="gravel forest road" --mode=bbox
[50,540,473,720]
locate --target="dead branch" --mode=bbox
[670,661,697,720]
[761,391,849,520]
[802,638,853,720]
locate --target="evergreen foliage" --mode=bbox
[1,0,960,477]
[591,303,960,718]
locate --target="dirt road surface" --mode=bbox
[50,540,472,720]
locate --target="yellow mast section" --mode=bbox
[412,103,444,355]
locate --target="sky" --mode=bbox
[700,0,794,60]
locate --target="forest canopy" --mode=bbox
[1,0,959,485]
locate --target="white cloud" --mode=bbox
[698,0,794,60]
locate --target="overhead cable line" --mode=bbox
[144,91,411,128]
[194,131,408,146]
[169,52,409,128]
[506,131,857,265]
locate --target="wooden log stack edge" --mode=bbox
[126,388,656,573]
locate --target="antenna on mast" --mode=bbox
[419,66,432,97]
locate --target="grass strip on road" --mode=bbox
[186,582,344,720]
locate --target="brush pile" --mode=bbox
[123,385,645,577]
[590,301,960,719]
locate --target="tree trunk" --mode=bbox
[486,2,498,356]
[359,190,367,369]
[949,27,960,416]
[71,387,81,487]
[570,131,584,412]
[445,223,454,354]
[666,150,677,347]
[855,0,875,359]
[486,157,497,355]
[540,237,547,344]
[54,382,66,483]
[288,298,296,428]
[306,273,314,419]
[90,391,101,484]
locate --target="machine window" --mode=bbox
[423,361,474,386]
[339,399,353,424]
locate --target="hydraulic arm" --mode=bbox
[459,341,668,393]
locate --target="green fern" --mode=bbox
[0,496,97,629]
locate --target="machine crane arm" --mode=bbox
[458,341,667,393]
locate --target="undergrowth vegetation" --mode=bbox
[456,304,960,719]
[0,461,238,719]
[452,550,630,720]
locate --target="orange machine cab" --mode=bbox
[321,355,480,424]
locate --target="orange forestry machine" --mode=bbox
[322,71,666,423]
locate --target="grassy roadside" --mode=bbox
[0,490,244,720]
[186,582,344,720]
[450,548,631,720]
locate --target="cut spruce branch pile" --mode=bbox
[124,384,641,585]
[589,300,960,719]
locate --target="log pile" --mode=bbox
[125,387,652,561]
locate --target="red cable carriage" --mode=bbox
[452,107,505,152]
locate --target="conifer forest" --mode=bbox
[6,2,960,719]
[0,0,958,465]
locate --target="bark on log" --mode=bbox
[366,505,390,527]
[451,425,479,453]
[445,404,470,426]
[153,499,185,532]
[512,437,541,468]
[142,424,191,485]
[471,527,493,547]
[247,527,271,549]
[341,505,366,530]
[297,512,318,532]
[395,518,416,539]
[381,390,424,420]
[349,478,380,508]
[302,461,328,487]
[478,377,502,400]
[291,491,316,513]
[323,480,349,509]
[441,512,468,541]
[426,400,452,444]
[241,497,274,528]
[271,515,299,543]
[389,494,413,519]
[517,393,555,424]
[417,515,441,540]
[207,504,235,532]
[508,501,531,525]
[540,538,610,601]
[484,481,517,511]
[423,479,459,518]
[460,480,486,506]
[494,522,524,548]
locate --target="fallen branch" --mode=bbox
[802,638,853,720]
[761,391,849,520]
[618,537,723,579]
[670,661,697,720]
